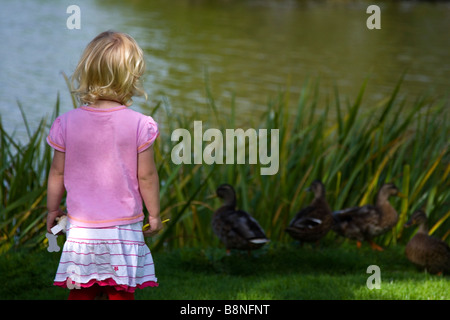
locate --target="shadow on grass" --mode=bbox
[167,241,412,277]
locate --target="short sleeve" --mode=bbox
[46,117,66,152]
[137,116,159,153]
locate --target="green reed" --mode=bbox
[0,97,59,253]
[0,79,448,253]
[150,78,449,250]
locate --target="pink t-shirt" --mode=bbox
[46,105,159,228]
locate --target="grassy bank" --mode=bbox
[0,79,449,254]
[1,243,448,300]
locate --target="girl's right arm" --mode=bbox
[46,150,66,233]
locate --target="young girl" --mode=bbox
[46,31,162,300]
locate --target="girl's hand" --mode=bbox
[143,216,163,237]
[46,209,65,234]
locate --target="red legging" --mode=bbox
[68,284,135,300]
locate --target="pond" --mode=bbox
[1,0,449,138]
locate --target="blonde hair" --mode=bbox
[72,31,147,107]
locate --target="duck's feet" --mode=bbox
[369,240,384,251]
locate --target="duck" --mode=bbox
[332,183,405,251]
[404,210,450,275]
[212,184,269,254]
[285,180,333,244]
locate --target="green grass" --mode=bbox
[0,243,448,300]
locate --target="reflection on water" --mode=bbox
[1,0,449,137]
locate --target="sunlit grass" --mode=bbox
[352,277,450,300]
[1,243,447,300]
[141,243,449,300]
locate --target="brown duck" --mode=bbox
[404,210,450,275]
[285,180,333,243]
[332,183,405,251]
[212,184,269,254]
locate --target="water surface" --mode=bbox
[1,0,449,137]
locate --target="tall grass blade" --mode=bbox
[429,210,450,236]
[62,71,78,109]
[151,167,215,251]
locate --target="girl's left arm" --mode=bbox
[46,150,66,233]
[138,146,162,237]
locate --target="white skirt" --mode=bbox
[53,220,158,293]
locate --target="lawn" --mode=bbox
[1,241,448,300]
